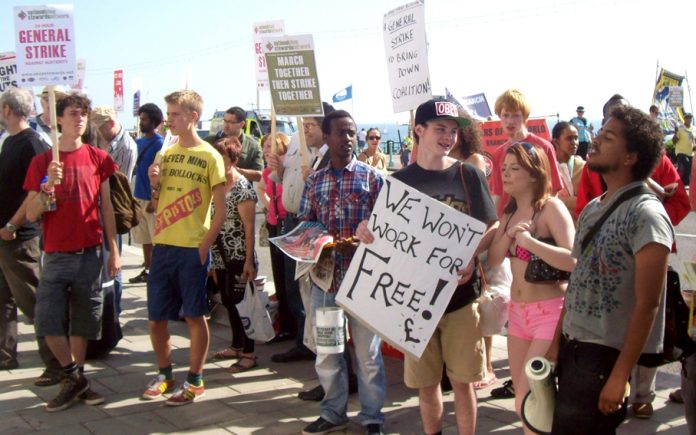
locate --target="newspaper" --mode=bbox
[270,221,333,263]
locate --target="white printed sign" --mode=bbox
[0,52,18,92]
[253,20,284,90]
[383,0,431,113]
[13,4,77,86]
[336,178,486,359]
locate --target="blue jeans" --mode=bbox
[311,285,385,426]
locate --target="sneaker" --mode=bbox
[79,387,105,406]
[165,381,205,406]
[491,379,515,398]
[302,417,346,435]
[141,374,175,400]
[632,402,653,419]
[45,373,89,412]
[271,346,315,363]
[298,385,325,401]
[365,423,384,435]
[669,389,684,404]
[128,269,149,284]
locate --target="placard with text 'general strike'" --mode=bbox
[13,4,77,86]
[263,34,323,116]
[336,178,486,359]
[253,20,284,90]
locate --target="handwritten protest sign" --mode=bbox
[0,52,18,92]
[263,34,323,116]
[336,178,486,359]
[13,4,77,86]
[383,0,431,114]
[253,20,284,90]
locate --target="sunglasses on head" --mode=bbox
[515,142,539,161]
[368,136,381,140]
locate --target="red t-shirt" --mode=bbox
[262,167,286,226]
[490,133,563,217]
[24,145,116,253]
[576,154,689,227]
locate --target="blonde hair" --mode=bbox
[494,89,530,120]
[261,132,291,156]
[164,90,203,116]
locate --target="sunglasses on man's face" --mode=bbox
[368,136,381,140]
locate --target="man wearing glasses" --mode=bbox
[205,106,263,182]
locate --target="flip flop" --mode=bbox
[227,356,258,374]
[473,375,497,390]
[213,347,242,360]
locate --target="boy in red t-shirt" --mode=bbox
[24,94,121,412]
[489,89,563,217]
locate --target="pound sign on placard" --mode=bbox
[404,318,420,343]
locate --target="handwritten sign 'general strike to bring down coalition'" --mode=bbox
[336,178,486,359]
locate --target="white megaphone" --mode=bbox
[521,357,556,435]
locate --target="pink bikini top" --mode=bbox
[504,208,537,262]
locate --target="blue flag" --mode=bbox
[332,85,352,103]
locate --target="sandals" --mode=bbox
[227,355,258,374]
[213,347,243,360]
[473,375,498,390]
[34,370,63,387]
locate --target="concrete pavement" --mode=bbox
[0,218,692,434]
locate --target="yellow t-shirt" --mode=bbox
[153,141,226,247]
[675,125,695,156]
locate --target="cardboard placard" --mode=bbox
[13,4,77,86]
[263,34,323,116]
[383,0,431,114]
[336,178,486,359]
[253,20,284,90]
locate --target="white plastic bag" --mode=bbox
[236,283,275,342]
[478,292,509,336]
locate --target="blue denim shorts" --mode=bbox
[147,245,209,321]
[35,247,103,339]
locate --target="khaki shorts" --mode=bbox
[404,302,485,388]
[131,198,156,244]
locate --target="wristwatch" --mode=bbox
[4,222,17,233]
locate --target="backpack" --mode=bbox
[109,170,140,234]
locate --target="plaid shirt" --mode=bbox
[299,157,385,292]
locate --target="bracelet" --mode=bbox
[41,183,55,194]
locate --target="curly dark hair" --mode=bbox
[608,106,663,181]
[454,110,482,158]
[56,93,91,117]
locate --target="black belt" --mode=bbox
[51,245,99,255]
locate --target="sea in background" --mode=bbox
[358,117,603,155]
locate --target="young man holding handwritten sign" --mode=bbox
[355,99,497,435]
[298,110,386,435]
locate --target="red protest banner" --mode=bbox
[113,69,124,111]
[477,118,551,179]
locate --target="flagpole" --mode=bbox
[686,71,694,115]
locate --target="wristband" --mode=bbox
[41,183,55,194]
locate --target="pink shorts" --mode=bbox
[508,296,564,341]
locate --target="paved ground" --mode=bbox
[1,214,692,434]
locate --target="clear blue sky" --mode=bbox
[3,0,695,129]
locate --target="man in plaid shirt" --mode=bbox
[298,110,387,435]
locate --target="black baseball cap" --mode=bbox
[415,99,470,127]
[576,106,585,112]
